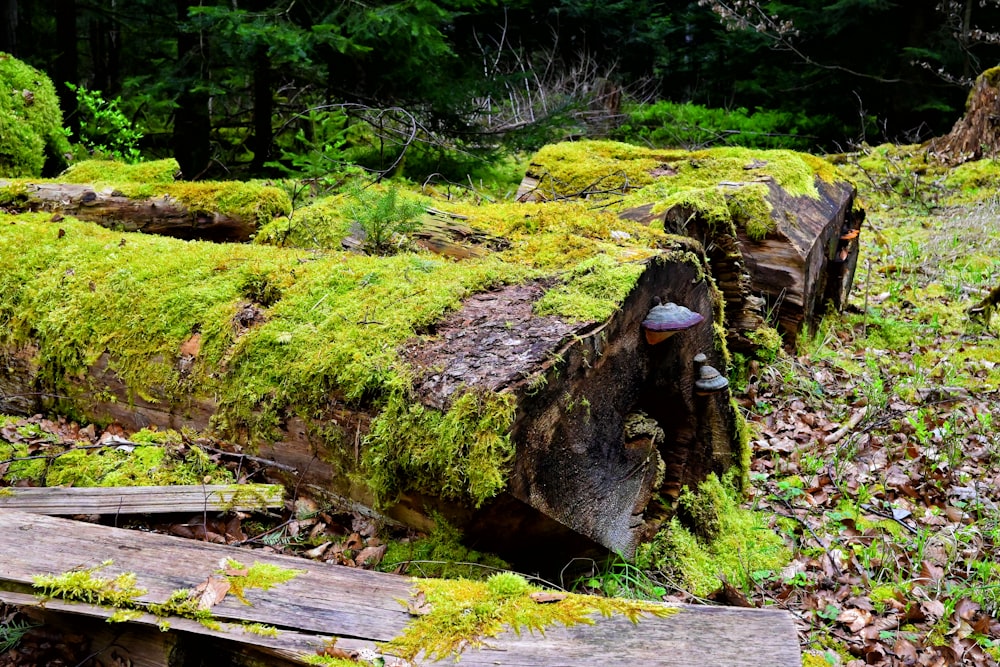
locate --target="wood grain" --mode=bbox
[0,511,801,666]
[0,484,284,515]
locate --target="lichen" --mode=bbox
[381,572,677,662]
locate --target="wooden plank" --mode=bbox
[0,511,802,666]
[0,484,285,515]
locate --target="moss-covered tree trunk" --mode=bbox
[0,215,739,563]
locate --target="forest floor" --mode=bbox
[733,150,1000,667]
[3,146,1000,667]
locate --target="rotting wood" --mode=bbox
[0,511,802,667]
[0,483,284,515]
[0,179,257,241]
[0,242,741,563]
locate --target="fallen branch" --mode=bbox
[823,406,868,445]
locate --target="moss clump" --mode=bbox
[0,52,70,177]
[363,389,516,507]
[379,515,509,579]
[382,574,676,662]
[253,195,354,249]
[220,559,304,604]
[534,254,648,322]
[523,141,837,245]
[33,560,147,607]
[59,158,179,184]
[634,472,790,596]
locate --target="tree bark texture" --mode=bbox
[0,180,258,241]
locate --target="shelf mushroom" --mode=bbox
[641,297,705,345]
[694,362,729,395]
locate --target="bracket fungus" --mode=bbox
[641,297,705,345]
[694,362,729,395]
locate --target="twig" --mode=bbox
[823,406,868,445]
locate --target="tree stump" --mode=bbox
[929,67,1000,165]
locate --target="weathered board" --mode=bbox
[0,483,284,515]
[0,511,802,667]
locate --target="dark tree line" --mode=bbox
[2,0,1000,180]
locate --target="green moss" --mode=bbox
[42,442,233,488]
[634,472,790,597]
[534,254,648,322]
[253,195,354,249]
[381,574,677,662]
[943,158,1000,198]
[221,559,305,604]
[33,560,147,607]
[241,622,280,637]
[363,388,517,507]
[379,514,509,579]
[59,158,179,184]
[0,52,70,177]
[747,325,783,362]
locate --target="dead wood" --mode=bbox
[929,68,1000,165]
[0,484,284,515]
[0,510,803,667]
[0,180,258,241]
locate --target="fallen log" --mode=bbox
[0,483,284,515]
[0,510,803,667]
[517,141,864,351]
[0,210,738,562]
[0,176,290,241]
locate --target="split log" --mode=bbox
[0,511,803,667]
[0,483,284,515]
[0,213,737,562]
[517,142,865,350]
[0,179,287,241]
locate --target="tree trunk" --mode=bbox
[173,0,212,180]
[0,225,738,563]
[929,67,1000,165]
[250,43,272,174]
[0,0,15,56]
[54,0,78,137]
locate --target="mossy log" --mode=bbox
[0,179,287,241]
[517,141,864,352]
[0,510,803,667]
[0,213,738,562]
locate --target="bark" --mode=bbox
[0,180,258,241]
[0,246,738,562]
[173,0,211,180]
[929,68,1000,165]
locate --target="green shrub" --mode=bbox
[0,52,70,176]
[613,101,830,151]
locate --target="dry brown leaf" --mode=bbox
[837,607,873,633]
[530,591,568,604]
[407,590,432,616]
[355,544,388,568]
[190,575,231,610]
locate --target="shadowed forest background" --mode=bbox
[2,0,998,180]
